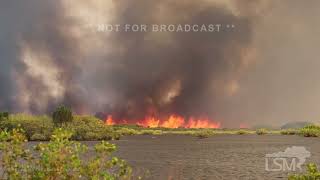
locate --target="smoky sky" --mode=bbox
[1,0,320,127]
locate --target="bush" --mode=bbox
[299,124,320,137]
[52,106,73,126]
[194,130,215,139]
[237,130,250,135]
[0,128,132,179]
[289,163,320,179]
[0,114,118,141]
[117,128,140,136]
[0,112,9,121]
[256,128,268,135]
[30,133,48,141]
[164,130,197,135]
[62,116,117,140]
[140,130,163,135]
[280,129,299,135]
[0,114,53,140]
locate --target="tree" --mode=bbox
[52,106,73,126]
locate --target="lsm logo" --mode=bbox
[265,146,311,172]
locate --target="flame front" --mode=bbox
[106,115,115,125]
[161,115,185,128]
[105,115,221,129]
[137,116,160,128]
[186,118,221,129]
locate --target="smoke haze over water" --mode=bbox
[0,0,320,127]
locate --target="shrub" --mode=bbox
[0,114,118,141]
[0,128,30,179]
[0,114,53,140]
[237,130,250,135]
[52,106,73,126]
[280,129,299,135]
[0,111,9,121]
[62,116,116,140]
[256,128,268,135]
[30,133,48,141]
[117,128,140,136]
[299,124,320,137]
[289,163,320,180]
[194,130,215,139]
[0,128,132,179]
[164,130,196,135]
[140,130,163,135]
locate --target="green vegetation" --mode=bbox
[116,127,140,136]
[0,114,284,140]
[0,128,132,180]
[140,129,163,135]
[2,114,318,140]
[236,129,252,135]
[0,114,117,141]
[0,114,53,140]
[62,116,115,140]
[299,124,320,137]
[0,108,319,141]
[256,128,268,135]
[52,105,73,126]
[281,129,299,135]
[193,130,215,139]
[289,163,320,180]
[0,111,9,121]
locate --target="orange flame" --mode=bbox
[105,114,221,129]
[186,117,221,129]
[161,115,185,128]
[106,115,115,125]
[137,116,160,128]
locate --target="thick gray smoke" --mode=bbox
[101,0,259,121]
[0,0,258,119]
[1,0,319,127]
[0,1,78,113]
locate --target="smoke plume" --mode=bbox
[1,0,319,127]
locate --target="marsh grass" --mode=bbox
[236,129,253,135]
[140,130,163,135]
[0,114,53,140]
[299,124,320,137]
[256,128,268,135]
[194,130,216,139]
[116,127,140,136]
[280,129,299,135]
[0,114,117,141]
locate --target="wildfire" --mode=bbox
[106,115,115,125]
[186,117,221,129]
[137,116,160,128]
[105,114,221,129]
[161,115,185,128]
